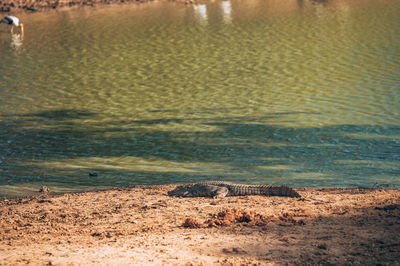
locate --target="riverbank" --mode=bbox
[0,0,193,13]
[0,185,399,265]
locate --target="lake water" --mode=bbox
[0,0,399,196]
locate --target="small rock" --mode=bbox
[222,247,247,254]
[232,247,247,254]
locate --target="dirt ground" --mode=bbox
[0,185,399,265]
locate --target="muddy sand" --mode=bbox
[0,185,399,265]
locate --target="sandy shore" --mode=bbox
[0,185,399,265]
[0,0,192,13]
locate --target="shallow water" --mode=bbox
[0,0,399,196]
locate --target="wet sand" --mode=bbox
[0,185,399,265]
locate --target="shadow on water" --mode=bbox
[22,109,95,120]
[1,108,399,190]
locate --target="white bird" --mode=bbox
[1,16,24,34]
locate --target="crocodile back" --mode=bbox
[227,184,300,197]
[198,181,300,198]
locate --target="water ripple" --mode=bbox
[0,0,400,196]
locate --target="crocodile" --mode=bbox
[167,181,301,198]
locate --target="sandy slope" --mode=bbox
[0,185,399,265]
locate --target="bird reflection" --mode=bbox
[221,1,232,24]
[11,32,23,51]
[194,4,208,25]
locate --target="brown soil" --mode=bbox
[0,186,399,265]
[0,0,192,12]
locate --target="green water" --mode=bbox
[0,0,399,196]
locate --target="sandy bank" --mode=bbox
[0,0,192,13]
[0,185,399,265]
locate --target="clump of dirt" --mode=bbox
[182,208,272,228]
[183,217,204,228]
[183,208,313,228]
[277,208,311,226]
[206,208,271,227]
[278,212,306,226]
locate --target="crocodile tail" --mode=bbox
[226,185,300,197]
[275,185,301,197]
[251,185,300,197]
